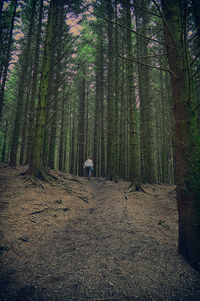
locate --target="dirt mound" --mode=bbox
[0,166,200,300]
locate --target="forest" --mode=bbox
[0,0,200,275]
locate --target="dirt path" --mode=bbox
[0,167,200,300]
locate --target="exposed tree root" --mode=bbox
[21,168,52,188]
[128,183,147,193]
[48,173,58,181]
[25,179,45,189]
[67,177,83,184]
[77,195,89,203]
[107,176,120,182]
[64,186,89,204]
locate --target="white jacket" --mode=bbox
[84,159,93,168]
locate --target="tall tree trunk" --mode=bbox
[106,0,116,179]
[99,27,105,177]
[114,0,120,176]
[85,83,89,160]
[94,60,100,176]
[125,0,141,189]
[9,0,36,166]
[63,112,69,173]
[159,64,174,184]
[119,22,127,179]
[162,0,200,271]
[48,96,58,169]
[69,98,77,174]
[19,83,32,165]
[27,0,43,164]
[135,0,156,183]
[78,64,86,176]
[48,3,65,169]
[28,0,55,179]
[58,89,66,171]
[94,24,104,177]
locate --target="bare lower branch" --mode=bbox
[190,52,200,66]
[152,0,177,48]
[119,0,162,18]
[119,54,176,76]
[100,16,168,47]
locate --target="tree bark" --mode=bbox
[9,0,36,166]
[106,0,116,180]
[28,0,55,179]
[94,23,104,177]
[99,27,105,177]
[58,89,66,171]
[135,0,156,183]
[119,20,127,179]
[125,0,141,189]
[27,0,43,164]
[78,64,86,176]
[162,0,200,271]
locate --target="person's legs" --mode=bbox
[89,167,92,179]
[87,167,91,179]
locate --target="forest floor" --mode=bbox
[0,165,200,301]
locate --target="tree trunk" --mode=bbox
[162,0,200,271]
[135,0,156,183]
[94,59,100,176]
[69,98,77,174]
[28,0,55,179]
[27,0,43,164]
[114,0,120,176]
[106,0,116,180]
[48,98,57,169]
[19,84,31,165]
[9,0,36,166]
[58,89,66,171]
[78,64,86,176]
[94,24,104,177]
[125,0,141,189]
[119,23,127,179]
[48,2,65,169]
[99,27,105,177]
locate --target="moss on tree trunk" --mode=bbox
[28,0,55,180]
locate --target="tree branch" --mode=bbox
[100,16,168,47]
[152,0,177,48]
[190,51,200,66]
[118,54,176,77]
[119,0,162,18]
